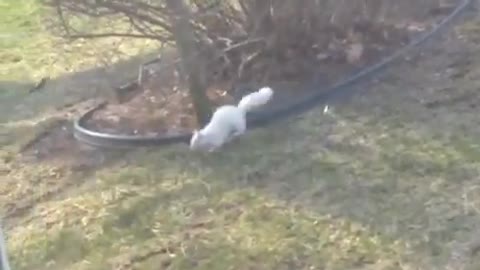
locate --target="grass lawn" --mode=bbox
[2,1,480,270]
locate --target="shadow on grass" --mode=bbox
[0,51,163,223]
[0,51,158,124]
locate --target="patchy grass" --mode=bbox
[7,158,412,270]
[0,0,160,124]
[2,1,480,270]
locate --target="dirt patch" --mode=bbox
[20,120,112,172]
[81,10,448,137]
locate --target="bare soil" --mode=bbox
[16,99,120,173]
[20,122,108,171]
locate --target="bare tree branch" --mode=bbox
[66,32,172,41]
[45,0,434,99]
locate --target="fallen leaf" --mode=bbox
[346,43,364,64]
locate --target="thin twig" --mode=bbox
[223,37,265,53]
[66,32,172,42]
[238,50,263,79]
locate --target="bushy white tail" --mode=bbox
[237,87,274,112]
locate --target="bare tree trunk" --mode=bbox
[164,0,212,126]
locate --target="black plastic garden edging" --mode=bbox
[73,0,473,149]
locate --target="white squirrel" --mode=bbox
[190,86,274,152]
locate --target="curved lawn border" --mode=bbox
[73,0,473,149]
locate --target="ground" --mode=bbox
[2,1,480,270]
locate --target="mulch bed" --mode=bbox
[82,9,451,137]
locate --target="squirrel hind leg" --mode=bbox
[235,119,247,134]
[207,145,220,152]
[230,126,245,140]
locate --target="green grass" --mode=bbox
[0,0,159,82]
[0,0,44,48]
[0,0,57,81]
[2,1,480,270]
